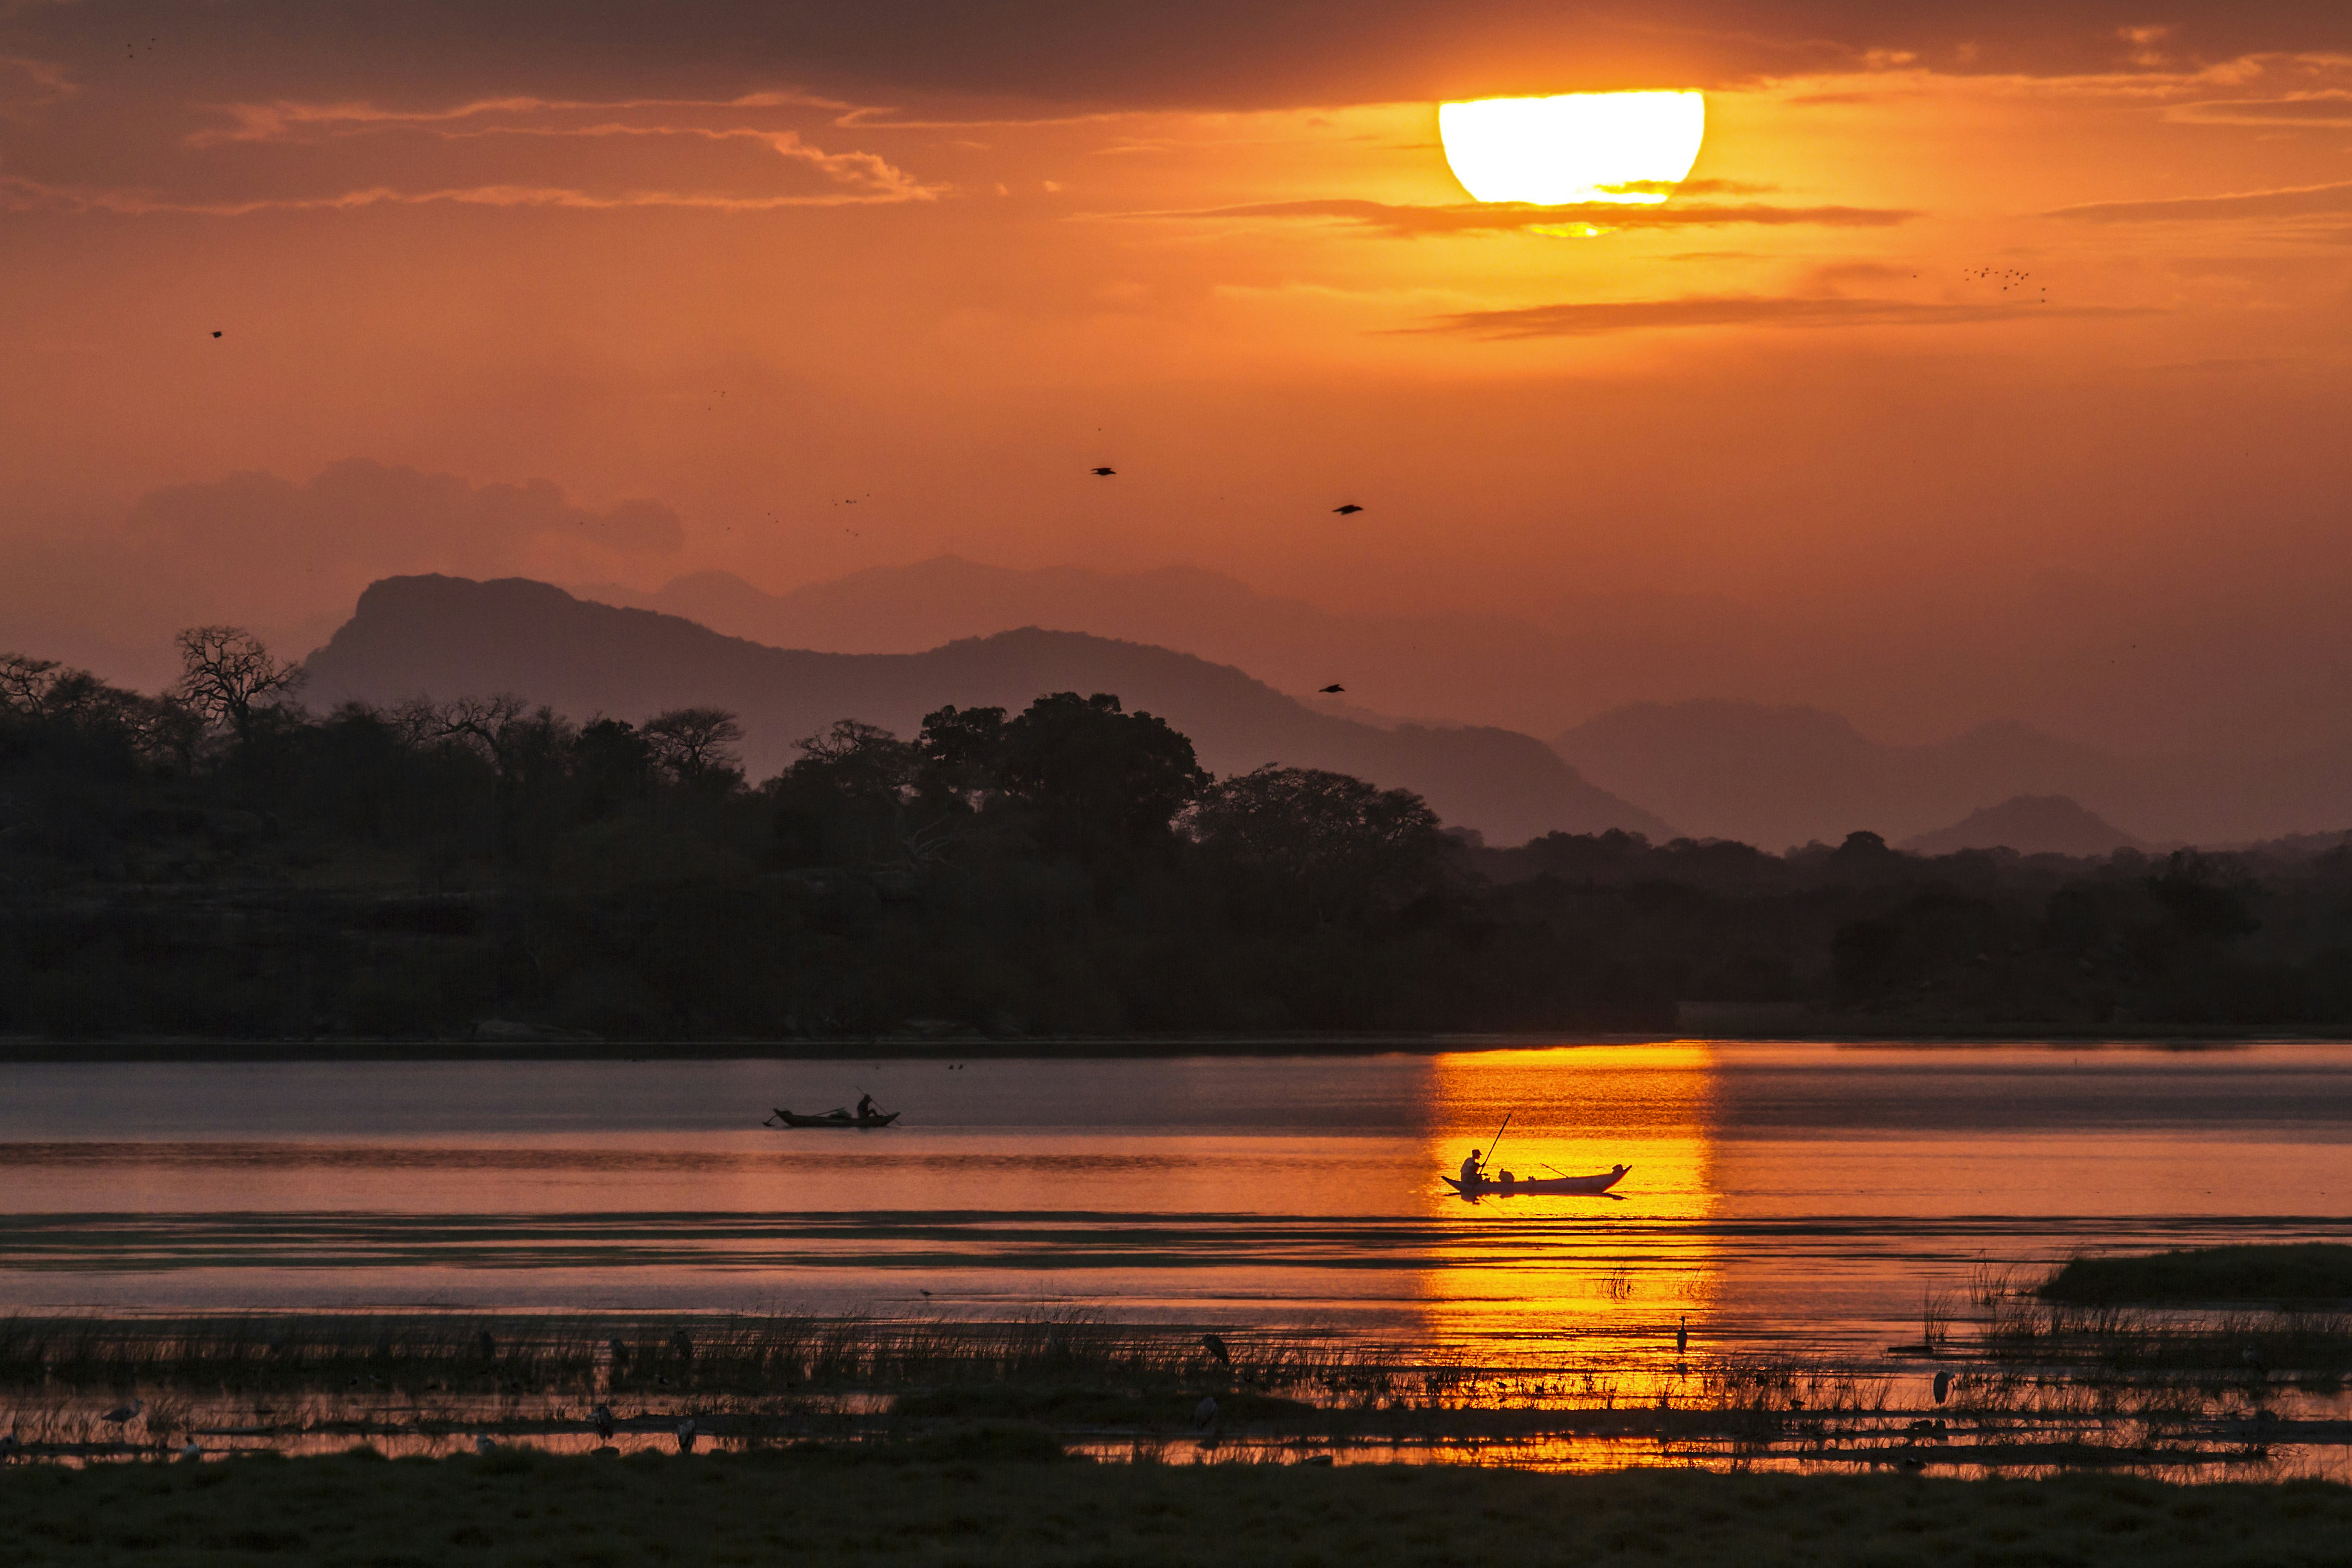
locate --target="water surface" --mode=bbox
[3,1043,2347,1363]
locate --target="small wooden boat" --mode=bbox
[764,1107,901,1129]
[1443,1164,1629,1197]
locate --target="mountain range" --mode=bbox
[302,576,1668,845]
[577,558,2352,847]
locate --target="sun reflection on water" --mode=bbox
[1412,1045,1721,1378]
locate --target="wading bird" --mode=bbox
[180,1440,202,1462]
[475,1434,496,1454]
[593,1404,614,1440]
[1933,1370,1951,1404]
[1676,1317,1687,1355]
[1202,1332,1230,1364]
[100,1399,143,1427]
[676,1417,697,1453]
[1193,1395,1217,1432]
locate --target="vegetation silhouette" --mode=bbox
[4,629,2350,1041]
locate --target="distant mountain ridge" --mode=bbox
[579,558,2352,847]
[303,575,1671,845]
[1549,698,2352,850]
[1901,795,2152,857]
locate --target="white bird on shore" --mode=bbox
[474,1434,496,1454]
[676,1417,697,1453]
[1193,1396,1217,1432]
[179,1440,202,1463]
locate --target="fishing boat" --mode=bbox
[1443,1164,1630,1197]
[764,1107,901,1129]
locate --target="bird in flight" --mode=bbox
[1332,503,1362,514]
[210,331,222,339]
[1318,684,1344,694]
[1090,467,1116,477]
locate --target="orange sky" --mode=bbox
[5,1,2351,752]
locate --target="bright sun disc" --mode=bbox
[1439,91,1705,205]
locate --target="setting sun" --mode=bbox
[1438,90,1706,204]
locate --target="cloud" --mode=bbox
[10,1,2352,114]
[2047,179,2352,222]
[2167,90,2352,125]
[1416,294,2136,339]
[0,175,932,216]
[1149,197,1915,238]
[125,459,685,568]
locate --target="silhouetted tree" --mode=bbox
[172,626,305,747]
[997,692,1207,860]
[1191,765,1445,925]
[641,706,744,783]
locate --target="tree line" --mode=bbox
[3,629,2348,1038]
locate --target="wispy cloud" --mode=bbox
[1417,294,2138,339]
[0,177,932,216]
[2167,90,2352,126]
[2047,179,2352,222]
[1138,197,1914,238]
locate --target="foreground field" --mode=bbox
[5,1444,2351,1568]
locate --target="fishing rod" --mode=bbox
[1482,1110,1514,1178]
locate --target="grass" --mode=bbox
[4,1446,2352,1567]
[2040,1245,2352,1307]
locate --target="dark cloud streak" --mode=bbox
[1418,294,2143,338]
[1159,197,1915,237]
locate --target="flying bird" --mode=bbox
[1332,504,1362,514]
[1090,467,1116,477]
[1317,685,1344,694]
[210,331,222,339]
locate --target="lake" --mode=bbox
[3,1042,2348,1368]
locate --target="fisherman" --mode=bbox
[856,1092,878,1121]
[1459,1148,1484,1188]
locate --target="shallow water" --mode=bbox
[3,1042,2349,1367]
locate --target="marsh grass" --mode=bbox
[2039,1245,2352,1307]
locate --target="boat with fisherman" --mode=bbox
[764,1102,900,1129]
[1442,1109,1628,1198]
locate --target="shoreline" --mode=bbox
[2,1022,2350,1063]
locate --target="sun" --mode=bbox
[1438,91,1705,205]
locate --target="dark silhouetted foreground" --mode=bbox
[3,1447,2349,1568]
[4,634,2351,1040]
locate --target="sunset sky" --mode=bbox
[5,1,2350,754]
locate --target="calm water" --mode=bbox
[3,1043,2348,1362]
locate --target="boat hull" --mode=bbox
[766,1110,901,1129]
[1443,1165,1628,1197]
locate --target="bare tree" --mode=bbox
[642,706,745,782]
[172,626,305,745]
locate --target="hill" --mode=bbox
[1553,700,2160,850]
[303,576,1670,845]
[1900,795,2151,857]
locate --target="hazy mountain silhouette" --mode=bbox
[1551,699,2352,849]
[1901,795,2151,857]
[1551,700,2145,850]
[575,558,1678,732]
[304,576,1671,844]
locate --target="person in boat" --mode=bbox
[1459,1148,1484,1187]
[856,1093,878,1121]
